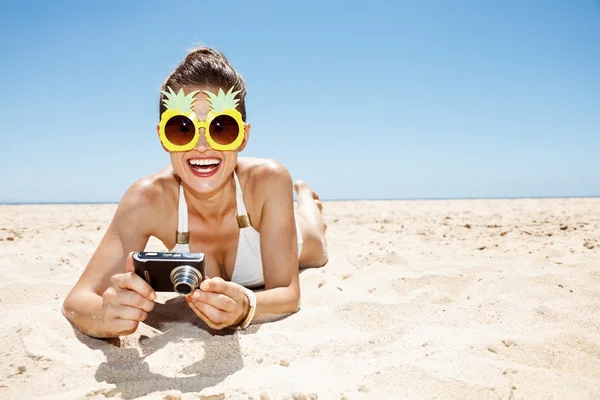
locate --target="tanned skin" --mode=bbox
[62,86,328,338]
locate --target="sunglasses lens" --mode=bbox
[209,115,241,145]
[165,115,195,146]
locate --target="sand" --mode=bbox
[1,198,599,399]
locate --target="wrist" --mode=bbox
[233,294,250,326]
[237,287,257,329]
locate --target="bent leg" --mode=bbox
[293,180,329,268]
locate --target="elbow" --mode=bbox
[61,292,77,322]
[62,287,90,322]
[291,288,301,313]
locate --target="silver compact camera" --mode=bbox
[132,252,206,295]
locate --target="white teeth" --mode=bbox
[188,159,220,166]
[188,158,220,174]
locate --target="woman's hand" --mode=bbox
[186,277,250,330]
[99,254,157,336]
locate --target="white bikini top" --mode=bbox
[171,171,266,288]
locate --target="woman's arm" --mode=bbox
[253,160,301,317]
[185,161,301,329]
[62,179,159,338]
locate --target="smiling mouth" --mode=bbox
[188,158,221,174]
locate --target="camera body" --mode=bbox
[132,251,206,295]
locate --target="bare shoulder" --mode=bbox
[235,158,294,228]
[113,166,179,233]
[127,167,177,202]
[236,157,293,191]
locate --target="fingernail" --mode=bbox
[150,292,157,300]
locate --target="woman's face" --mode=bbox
[158,85,251,194]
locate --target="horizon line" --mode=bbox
[1,195,599,205]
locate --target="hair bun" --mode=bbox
[159,46,248,121]
[184,47,229,64]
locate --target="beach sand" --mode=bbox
[1,198,599,399]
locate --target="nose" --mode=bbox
[193,127,210,152]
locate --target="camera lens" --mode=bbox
[175,283,192,295]
[170,265,202,295]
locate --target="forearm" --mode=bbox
[62,291,112,339]
[253,286,300,319]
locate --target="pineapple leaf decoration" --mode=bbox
[204,87,241,113]
[160,86,200,114]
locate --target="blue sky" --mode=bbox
[1,0,599,202]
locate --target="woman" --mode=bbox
[62,47,328,338]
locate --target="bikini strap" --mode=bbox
[233,171,253,228]
[173,184,191,253]
[175,173,250,250]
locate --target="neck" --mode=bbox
[181,173,237,223]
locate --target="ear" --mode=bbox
[236,123,251,153]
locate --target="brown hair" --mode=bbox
[159,47,247,120]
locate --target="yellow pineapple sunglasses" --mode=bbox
[158,86,246,152]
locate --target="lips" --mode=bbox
[187,157,221,177]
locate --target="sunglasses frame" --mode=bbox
[158,108,246,152]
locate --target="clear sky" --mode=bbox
[1,0,599,203]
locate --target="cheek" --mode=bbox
[221,152,239,168]
[170,153,187,169]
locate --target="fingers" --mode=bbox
[115,305,148,322]
[190,289,236,312]
[187,300,213,326]
[120,288,155,313]
[102,300,147,328]
[188,278,247,329]
[111,272,156,301]
[111,318,141,336]
[199,277,242,300]
[199,277,225,293]
[102,289,151,320]
[187,298,230,329]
